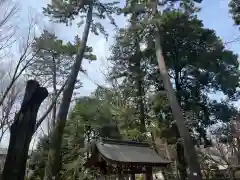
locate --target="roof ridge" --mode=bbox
[99,138,150,147]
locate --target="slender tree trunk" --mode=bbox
[152,1,202,179]
[43,5,93,180]
[35,81,67,130]
[236,137,240,164]
[51,55,57,128]
[176,141,188,180]
[1,80,48,180]
[130,13,146,133]
[136,54,145,133]
[174,71,187,180]
[153,28,202,180]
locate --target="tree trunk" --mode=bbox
[1,80,48,180]
[35,81,67,130]
[130,13,146,133]
[43,4,93,180]
[174,67,187,180]
[153,27,202,180]
[136,53,145,133]
[152,1,202,179]
[51,55,57,129]
[177,141,187,180]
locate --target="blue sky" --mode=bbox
[17,0,239,99]
[199,0,240,51]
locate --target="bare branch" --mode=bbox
[0,80,23,143]
[0,18,38,106]
[0,0,19,52]
[35,80,67,130]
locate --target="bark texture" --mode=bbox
[2,80,48,180]
[154,30,202,180]
[152,1,202,179]
[43,4,93,180]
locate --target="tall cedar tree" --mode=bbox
[121,0,203,179]
[121,0,239,179]
[42,0,119,179]
[109,24,148,133]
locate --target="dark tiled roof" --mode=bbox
[95,139,171,165]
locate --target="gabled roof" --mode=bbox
[87,138,171,166]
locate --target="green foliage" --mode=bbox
[109,1,240,146]
[28,30,96,88]
[153,11,239,136]
[229,0,240,25]
[69,96,112,130]
[151,10,239,124]
[93,85,144,139]
[29,94,127,179]
[43,0,120,39]
[28,0,240,179]
[98,124,122,139]
[28,136,50,180]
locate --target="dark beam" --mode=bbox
[145,167,153,180]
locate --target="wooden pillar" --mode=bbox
[145,167,153,180]
[130,173,135,180]
[117,166,124,180]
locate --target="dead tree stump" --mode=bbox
[2,80,48,180]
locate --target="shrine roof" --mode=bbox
[91,138,171,166]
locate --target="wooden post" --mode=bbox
[118,166,124,180]
[145,167,153,180]
[130,173,135,180]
